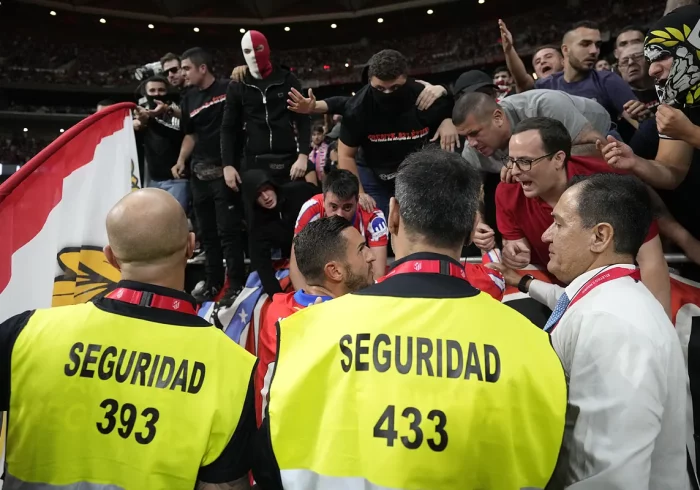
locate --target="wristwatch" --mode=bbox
[518,274,535,294]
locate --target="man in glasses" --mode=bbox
[617,45,659,115]
[493,116,671,314]
[151,53,188,121]
[618,44,662,161]
[161,53,185,90]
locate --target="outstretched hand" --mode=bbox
[596,135,637,171]
[415,80,447,111]
[287,88,316,114]
[498,19,514,53]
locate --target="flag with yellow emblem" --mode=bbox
[0,102,139,321]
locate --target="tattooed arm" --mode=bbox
[665,0,697,15]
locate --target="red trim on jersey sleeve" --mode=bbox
[465,263,505,301]
[294,194,325,236]
[362,208,389,247]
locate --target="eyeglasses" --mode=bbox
[501,152,556,171]
[165,67,180,75]
[618,53,645,68]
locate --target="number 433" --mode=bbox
[373,405,448,452]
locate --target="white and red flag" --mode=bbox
[0,102,140,323]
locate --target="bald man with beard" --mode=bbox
[0,189,257,490]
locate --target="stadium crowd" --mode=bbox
[0,135,49,166]
[1,0,663,87]
[4,0,700,487]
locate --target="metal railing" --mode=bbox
[464,253,690,264]
[188,253,692,266]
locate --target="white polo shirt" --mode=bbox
[547,263,691,489]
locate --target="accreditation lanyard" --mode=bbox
[105,288,197,315]
[550,266,641,333]
[376,259,467,283]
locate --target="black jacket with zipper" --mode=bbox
[221,65,311,170]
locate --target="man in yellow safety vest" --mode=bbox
[0,188,256,489]
[253,147,568,490]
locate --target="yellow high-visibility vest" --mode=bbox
[5,302,255,489]
[268,290,567,490]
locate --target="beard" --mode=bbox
[569,55,593,73]
[344,264,373,292]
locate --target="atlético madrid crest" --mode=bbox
[51,246,120,307]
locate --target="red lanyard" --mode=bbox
[551,266,641,332]
[377,259,467,283]
[105,288,197,315]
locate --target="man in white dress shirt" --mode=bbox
[540,173,689,489]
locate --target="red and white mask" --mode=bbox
[241,30,272,79]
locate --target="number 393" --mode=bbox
[96,398,160,445]
[373,405,448,452]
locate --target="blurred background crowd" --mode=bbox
[0,0,661,88]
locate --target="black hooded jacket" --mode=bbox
[221,65,311,170]
[242,169,317,295]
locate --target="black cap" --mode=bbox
[453,70,497,97]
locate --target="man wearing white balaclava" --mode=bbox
[221,30,313,188]
[241,30,273,79]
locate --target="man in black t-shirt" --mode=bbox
[337,49,453,216]
[173,47,245,306]
[134,76,188,211]
[285,80,452,217]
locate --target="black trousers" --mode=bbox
[190,176,246,290]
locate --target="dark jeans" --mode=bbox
[357,165,391,219]
[190,176,246,290]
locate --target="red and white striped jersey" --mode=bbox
[294,193,389,247]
